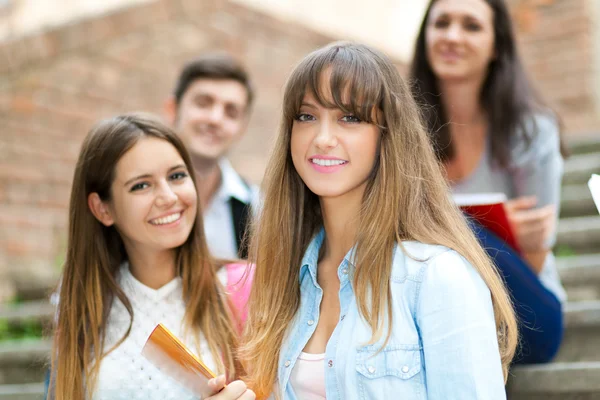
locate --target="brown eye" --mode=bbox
[169,171,188,181]
[341,115,361,123]
[194,95,212,108]
[434,19,450,28]
[130,182,149,192]
[464,21,482,31]
[295,113,315,122]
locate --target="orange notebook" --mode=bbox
[141,323,217,397]
[453,193,521,254]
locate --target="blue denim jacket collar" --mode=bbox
[299,228,357,286]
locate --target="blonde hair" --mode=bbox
[50,114,241,400]
[241,42,517,398]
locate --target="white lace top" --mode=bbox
[92,264,218,400]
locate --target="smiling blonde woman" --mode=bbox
[240,42,518,399]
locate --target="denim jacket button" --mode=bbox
[285,360,291,367]
[367,366,376,374]
[328,360,334,368]
[342,268,348,274]
[307,320,315,326]
[402,366,409,373]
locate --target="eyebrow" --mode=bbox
[300,102,318,110]
[123,164,187,187]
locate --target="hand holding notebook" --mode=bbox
[453,193,522,253]
[141,323,219,398]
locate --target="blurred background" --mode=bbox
[0,0,600,398]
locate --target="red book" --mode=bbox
[453,193,521,254]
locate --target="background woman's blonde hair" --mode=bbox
[50,113,241,400]
[241,42,517,398]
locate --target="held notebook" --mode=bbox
[141,323,217,397]
[453,193,522,254]
[589,174,600,214]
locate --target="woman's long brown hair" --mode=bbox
[50,113,240,399]
[240,42,517,398]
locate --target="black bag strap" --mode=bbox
[229,178,252,259]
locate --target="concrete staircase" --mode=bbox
[0,138,598,399]
[508,136,600,400]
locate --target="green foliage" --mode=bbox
[555,244,576,258]
[0,317,44,342]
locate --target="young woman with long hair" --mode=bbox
[411,0,568,363]
[238,42,517,399]
[48,113,254,400]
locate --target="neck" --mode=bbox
[439,78,486,125]
[319,184,365,267]
[192,155,222,209]
[126,247,177,290]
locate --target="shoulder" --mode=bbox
[390,241,453,282]
[510,112,562,165]
[219,158,257,205]
[391,242,489,297]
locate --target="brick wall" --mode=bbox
[0,0,598,298]
[0,0,336,297]
[508,0,600,134]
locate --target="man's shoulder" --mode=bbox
[219,158,258,205]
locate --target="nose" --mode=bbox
[206,104,225,125]
[313,119,338,150]
[155,181,178,208]
[444,23,463,43]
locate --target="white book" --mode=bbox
[589,174,600,214]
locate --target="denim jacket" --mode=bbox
[276,229,506,399]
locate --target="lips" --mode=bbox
[311,158,348,166]
[149,212,182,226]
[309,157,348,174]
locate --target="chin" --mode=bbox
[305,183,348,199]
[162,236,189,250]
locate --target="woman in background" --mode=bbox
[411,0,568,363]
[48,113,254,400]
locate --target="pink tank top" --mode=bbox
[225,262,254,331]
[290,352,326,399]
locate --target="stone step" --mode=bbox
[553,301,600,363]
[563,153,600,185]
[0,340,50,385]
[567,135,600,156]
[0,301,54,325]
[557,254,600,301]
[561,184,597,218]
[507,361,600,399]
[556,215,600,253]
[0,383,44,400]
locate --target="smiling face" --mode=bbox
[174,79,249,163]
[92,137,198,257]
[425,0,496,83]
[290,89,380,201]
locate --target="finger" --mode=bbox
[512,205,555,224]
[506,196,537,211]
[217,381,248,399]
[208,375,227,393]
[240,389,257,400]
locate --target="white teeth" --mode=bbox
[312,159,346,166]
[150,212,181,225]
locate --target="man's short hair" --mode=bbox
[173,53,254,108]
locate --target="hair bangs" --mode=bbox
[284,42,385,126]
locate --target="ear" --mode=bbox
[164,96,178,126]
[88,193,115,227]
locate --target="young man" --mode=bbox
[165,53,259,260]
